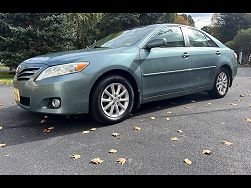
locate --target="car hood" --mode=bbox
[23,47,129,66]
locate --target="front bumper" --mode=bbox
[13,72,93,115]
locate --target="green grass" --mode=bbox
[0,65,7,69]
[0,71,14,85]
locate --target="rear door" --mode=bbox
[182,27,220,89]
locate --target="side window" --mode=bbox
[151,27,185,47]
[205,35,219,47]
[186,28,209,47]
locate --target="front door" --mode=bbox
[140,26,193,99]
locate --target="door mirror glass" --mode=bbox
[144,38,167,49]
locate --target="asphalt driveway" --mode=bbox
[0,67,251,175]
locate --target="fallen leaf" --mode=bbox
[222,140,233,146]
[82,130,90,134]
[0,143,7,147]
[244,118,251,123]
[167,111,172,114]
[207,102,212,105]
[170,137,179,141]
[109,149,117,153]
[191,100,196,103]
[112,132,120,137]
[0,126,3,130]
[166,117,170,121]
[4,154,9,157]
[184,158,192,165]
[43,128,53,133]
[0,103,3,107]
[116,157,126,165]
[40,118,48,124]
[91,157,104,164]
[229,103,237,106]
[184,106,191,109]
[177,130,182,133]
[71,154,81,160]
[44,116,48,119]
[140,120,144,122]
[235,99,240,102]
[150,116,155,120]
[133,126,141,131]
[202,149,212,155]
[240,94,244,97]
[90,128,96,131]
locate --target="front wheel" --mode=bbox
[208,68,230,99]
[90,75,134,124]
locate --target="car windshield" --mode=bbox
[90,25,156,49]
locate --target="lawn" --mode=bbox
[0,71,14,84]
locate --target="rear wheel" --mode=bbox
[90,75,134,124]
[208,68,230,99]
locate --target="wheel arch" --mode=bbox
[89,69,141,112]
[220,64,233,87]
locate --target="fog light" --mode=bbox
[51,99,61,108]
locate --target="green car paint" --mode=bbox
[13,24,238,116]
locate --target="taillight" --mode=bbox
[234,52,238,59]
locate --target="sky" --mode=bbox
[182,13,214,28]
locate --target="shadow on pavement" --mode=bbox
[0,92,212,147]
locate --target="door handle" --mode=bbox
[216,51,221,55]
[182,52,190,59]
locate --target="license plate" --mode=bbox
[14,88,20,102]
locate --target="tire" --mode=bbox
[90,75,134,124]
[208,68,230,99]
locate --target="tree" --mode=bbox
[175,14,195,26]
[225,28,251,63]
[215,13,251,43]
[0,13,74,69]
[67,13,103,48]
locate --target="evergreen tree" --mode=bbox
[0,13,74,69]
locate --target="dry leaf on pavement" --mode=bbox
[71,154,81,160]
[202,149,212,155]
[191,100,196,103]
[184,158,192,165]
[112,132,120,137]
[0,126,3,130]
[0,143,7,147]
[222,140,233,146]
[150,116,155,120]
[40,118,48,124]
[109,149,117,153]
[166,117,170,121]
[240,94,244,97]
[170,137,179,141]
[167,111,172,114]
[245,118,251,123]
[82,130,90,134]
[91,157,104,164]
[184,106,191,109]
[0,103,3,107]
[43,127,54,133]
[207,102,212,105]
[90,128,97,131]
[229,103,237,106]
[133,126,141,131]
[177,130,182,133]
[116,157,126,165]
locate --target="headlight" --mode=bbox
[35,62,89,81]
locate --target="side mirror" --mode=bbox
[144,38,167,49]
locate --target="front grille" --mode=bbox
[20,96,30,106]
[16,67,40,81]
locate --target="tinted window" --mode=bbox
[186,28,209,47]
[151,27,185,47]
[205,35,219,47]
